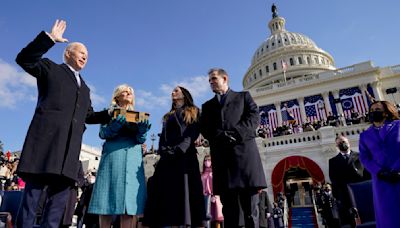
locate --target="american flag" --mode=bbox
[340,87,368,118]
[259,104,278,129]
[304,95,326,122]
[281,59,288,73]
[281,100,302,125]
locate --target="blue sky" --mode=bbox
[1,0,399,152]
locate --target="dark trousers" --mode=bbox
[16,177,72,228]
[220,189,260,228]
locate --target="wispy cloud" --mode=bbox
[0,59,107,109]
[136,75,210,110]
[0,59,36,109]
[86,84,107,108]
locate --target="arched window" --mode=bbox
[273,62,277,70]
[298,57,303,64]
[290,58,294,66]
[259,69,262,76]
[266,65,270,73]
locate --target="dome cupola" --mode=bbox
[243,4,336,90]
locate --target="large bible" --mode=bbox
[113,108,150,123]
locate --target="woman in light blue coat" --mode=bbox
[88,84,151,227]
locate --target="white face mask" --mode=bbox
[88,177,96,184]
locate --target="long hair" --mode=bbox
[163,86,199,124]
[110,84,135,111]
[369,100,399,121]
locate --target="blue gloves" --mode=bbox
[137,119,151,134]
[109,115,126,132]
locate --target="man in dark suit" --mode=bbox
[329,135,370,227]
[15,20,110,227]
[259,189,274,228]
[200,68,267,228]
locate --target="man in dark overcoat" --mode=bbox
[259,189,274,228]
[15,20,110,227]
[200,68,267,228]
[329,135,370,227]
[320,184,340,228]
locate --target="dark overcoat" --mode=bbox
[200,90,267,194]
[259,191,274,228]
[329,150,369,224]
[144,107,205,227]
[359,120,400,228]
[15,31,110,182]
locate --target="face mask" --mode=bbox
[338,142,349,151]
[204,160,212,168]
[369,111,385,123]
[88,177,96,184]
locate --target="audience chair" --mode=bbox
[0,190,23,227]
[347,180,375,228]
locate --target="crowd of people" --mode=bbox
[0,154,24,191]
[257,109,370,138]
[5,19,400,228]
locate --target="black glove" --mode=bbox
[224,130,240,144]
[217,130,239,145]
[164,146,175,155]
[377,169,391,181]
[160,146,178,157]
[389,171,400,182]
[377,169,400,183]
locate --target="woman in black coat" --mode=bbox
[143,86,205,227]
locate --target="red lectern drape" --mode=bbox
[271,156,324,197]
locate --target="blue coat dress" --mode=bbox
[359,120,400,228]
[88,121,148,215]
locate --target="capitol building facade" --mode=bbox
[244,6,400,204]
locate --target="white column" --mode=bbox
[360,84,370,113]
[298,97,307,124]
[371,81,384,101]
[275,102,283,126]
[322,92,332,114]
[332,90,346,126]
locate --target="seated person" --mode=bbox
[350,109,360,124]
[303,123,315,132]
[326,112,337,126]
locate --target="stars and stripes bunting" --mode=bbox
[304,95,327,122]
[339,87,367,118]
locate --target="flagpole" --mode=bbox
[281,58,287,83]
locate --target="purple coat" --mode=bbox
[359,120,400,228]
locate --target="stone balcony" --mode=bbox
[260,123,370,152]
[251,61,400,97]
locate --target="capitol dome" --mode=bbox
[243,5,336,89]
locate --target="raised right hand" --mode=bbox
[49,19,69,43]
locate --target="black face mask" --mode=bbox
[369,111,385,123]
[338,142,349,151]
